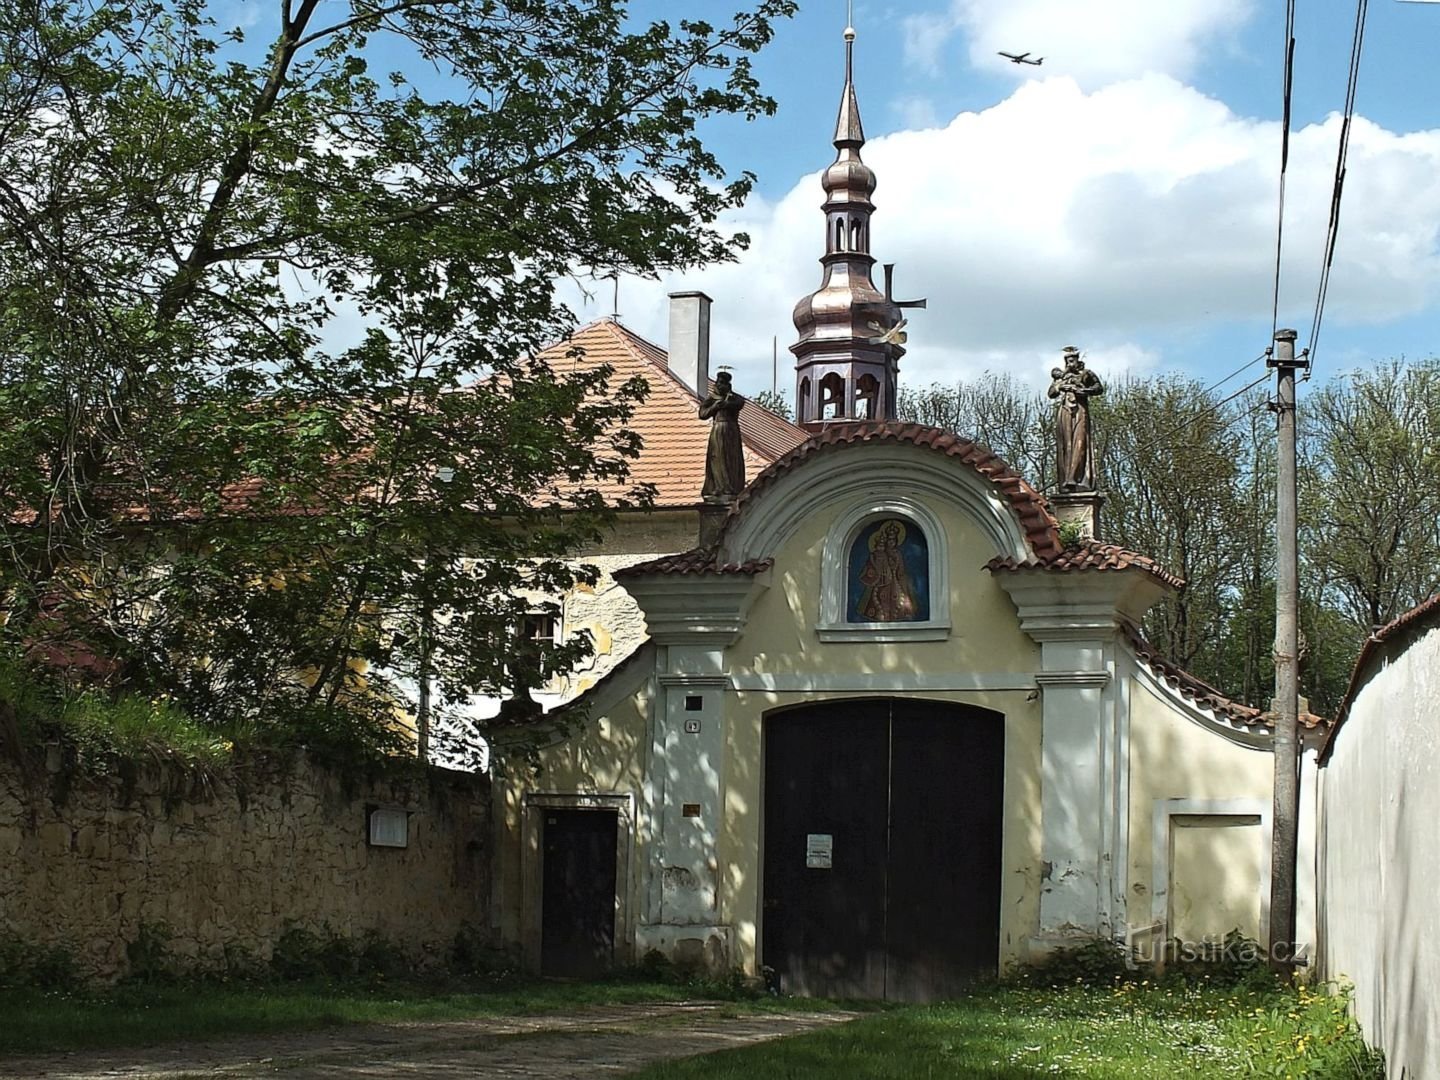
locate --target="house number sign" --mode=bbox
[805,833,833,869]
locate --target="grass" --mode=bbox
[0,977,757,1057]
[626,981,1384,1080]
[0,974,1383,1079]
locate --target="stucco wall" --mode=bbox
[1319,623,1440,1078]
[0,752,491,981]
[722,495,1044,970]
[490,676,653,960]
[1126,669,1275,958]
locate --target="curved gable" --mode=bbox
[718,422,1061,566]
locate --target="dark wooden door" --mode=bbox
[540,809,618,977]
[762,708,891,998]
[761,699,1004,1001]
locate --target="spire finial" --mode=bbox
[833,7,864,147]
[844,3,856,80]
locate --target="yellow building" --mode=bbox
[488,27,1318,999]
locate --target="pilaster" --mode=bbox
[621,569,768,971]
[993,566,1170,951]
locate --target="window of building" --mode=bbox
[855,374,879,420]
[819,373,846,420]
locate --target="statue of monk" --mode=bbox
[1047,347,1105,491]
[699,371,746,501]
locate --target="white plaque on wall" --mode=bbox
[805,833,833,869]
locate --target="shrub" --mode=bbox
[0,939,80,991]
[125,922,176,983]
[1010,936,1130,987]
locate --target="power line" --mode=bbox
[1095,370,1274,484]
[1269,0,1298,343]
[1202,351,1270,398]
[1304,0,1371,375]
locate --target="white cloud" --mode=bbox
[900,0,1253,87]
[578,76,1440,398]
[901,11,959,77]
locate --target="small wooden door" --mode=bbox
[540,809,618,977]
[762,699,1004,1001]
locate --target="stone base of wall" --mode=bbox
[0,750,490,982]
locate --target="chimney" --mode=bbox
[667,290,712,396]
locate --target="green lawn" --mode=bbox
[1,976,1382,1079]
[627,982,1384,1080]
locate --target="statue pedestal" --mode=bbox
[699,500,731,548]
[1050,490,1105,541]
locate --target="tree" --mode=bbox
[898,374,1050,483]
[1092,376,1255,679]
[751,388,792,421]
[1301,359,1440,634]
[0,0,795,763]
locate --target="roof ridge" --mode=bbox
[725,422,1063,559]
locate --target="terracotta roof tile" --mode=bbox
[535,320,808,509]
[1320,592,1440,762]
[1123,623,1325,731]
[723,422,1064,559]
[615,549,773,577]
[986,540,1186,590]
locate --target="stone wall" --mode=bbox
[0,750,490,981]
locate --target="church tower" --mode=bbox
[791,24,924,429]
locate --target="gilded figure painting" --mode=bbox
[846,517,929,623]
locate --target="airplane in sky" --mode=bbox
[998,51,1044,66]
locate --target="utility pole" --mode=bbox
[1268,327,1306,973]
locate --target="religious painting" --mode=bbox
[846,517,930,623]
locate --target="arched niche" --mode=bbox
[819,372,846,420]
[818,498,951,642]
[855,373,879,420]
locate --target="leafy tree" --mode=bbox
[1300,359,1440,634]
[0,0,795,763]
[751,388,792,421]
[1092,376,1256,678]
[898,374,1050,483]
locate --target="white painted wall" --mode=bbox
[1319,622,1440,1079]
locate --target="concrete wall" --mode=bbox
[0,751,491,981]
[1319,622,1440,1079]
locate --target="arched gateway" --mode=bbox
[762,698,1004,1001]
[487,17,1305,988]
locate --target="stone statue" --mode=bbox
[1048,347,1104,491]
[699,371,746,501]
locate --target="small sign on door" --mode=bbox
[805,833,833,869]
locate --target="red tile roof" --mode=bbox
[616,550,772,577]
[722,422,1065,559]
[535,320,808,508]
[987,540,1186,590]
[1123,622,1326,731]
[1319,592,1440,762]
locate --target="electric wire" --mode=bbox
[1304,0,1371,376]
[1270,0,1298,344]
[1201,351,1270,398]
[1090,371,1274,491]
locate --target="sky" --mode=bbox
[561,0,1440,400]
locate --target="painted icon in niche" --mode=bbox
[847,517,929,623]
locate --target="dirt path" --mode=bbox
[1,1002,853,1079]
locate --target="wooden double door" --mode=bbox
[761,698,1005,1001]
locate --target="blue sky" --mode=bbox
[581,0,1440,399]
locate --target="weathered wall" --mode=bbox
[1319,621,1440,1079]
[0,751,490,981]
[1125,676,1275,954]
